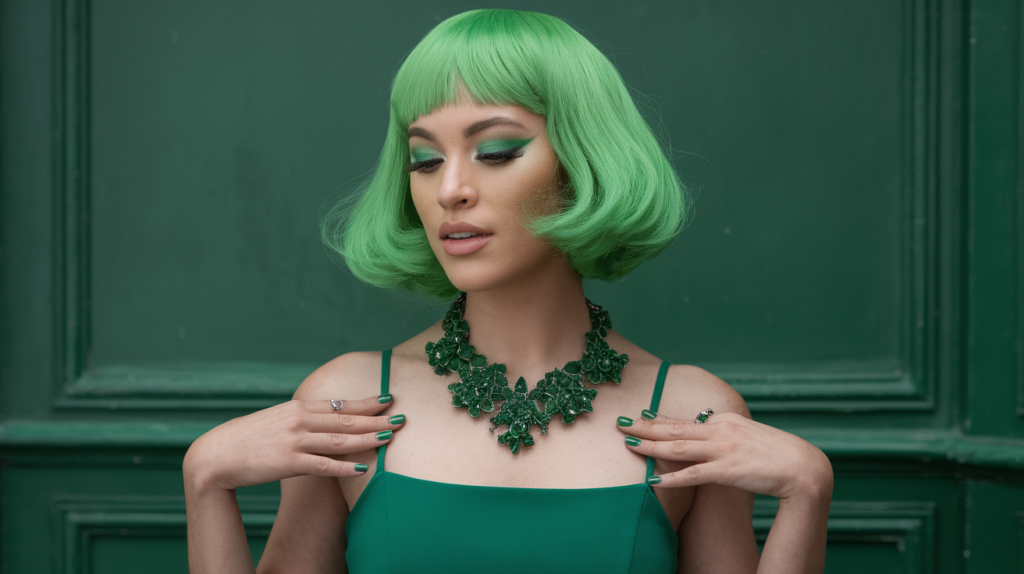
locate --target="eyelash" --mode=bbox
[407,147,526,173]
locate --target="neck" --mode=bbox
[461,263,591,384]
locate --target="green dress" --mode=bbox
[345,350,679,573]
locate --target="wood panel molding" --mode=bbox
[51,495,276,574]
[46,0,309,412]
[1018,0,1024,419]
[730,0,954,413]
[48,0,957,413]
[1017,512,1024,573]
[755,500,936,573]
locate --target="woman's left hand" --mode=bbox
[618,411,833,500]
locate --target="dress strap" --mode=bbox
[376,349,392,475]
[646,361,670,480]
[649,361,669,412]
[380,349,392,394]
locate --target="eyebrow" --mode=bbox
[407,117,527,141]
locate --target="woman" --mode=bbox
[184,9,833,574]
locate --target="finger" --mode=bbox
[622,435,721,462]
[303,429,395,456]
[306,412,406,434]
[640,409,664,422]
[299,394,394,415]
[647,461,722,488]
[616,415,714,442]
[296,454,373,478]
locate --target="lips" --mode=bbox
[438,221,493,256]
[438,221,490,239]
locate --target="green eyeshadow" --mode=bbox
[476,137,534,154]
[411,147,441,162]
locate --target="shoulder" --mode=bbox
[292,321,443,402]
[660,364,750,420]
[292,351,386,401]
[606,331,748,420]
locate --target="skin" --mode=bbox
[183,92,833,574]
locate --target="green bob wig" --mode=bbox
[322,9,688,300]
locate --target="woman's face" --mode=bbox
[407,93,567,293]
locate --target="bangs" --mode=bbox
[389,10,560,128]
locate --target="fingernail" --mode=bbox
[389,414,406,425]
[376,430,393,441]
[647,476,662,485]
[625,436,642,447]
[377,394,393,404]
[617,416,634,427]
[354,463,369,473]
[641,409,657,420]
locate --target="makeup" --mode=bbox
[411,147,440,162]
[439,222,493,257]
[443,234,492,256]
[409,147,444,172]
[475,137,534,159]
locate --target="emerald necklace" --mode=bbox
[425,293,630,454]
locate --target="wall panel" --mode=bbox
[55,496,273,574]
[35,0,957,415]
[2,0,1021,572]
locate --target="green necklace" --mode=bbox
[425,293,630,454]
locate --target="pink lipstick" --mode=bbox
[439,222,493,256]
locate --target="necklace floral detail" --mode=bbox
[424,293,629,454]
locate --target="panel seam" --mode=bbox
[626,489,646,574]
[382,472,392,574]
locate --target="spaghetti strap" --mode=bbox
[649,361,669,412]
[377,442,387,474]
[646,361,670,480]
[380,349,392,394]
[376,349,392,475]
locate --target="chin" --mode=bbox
[444,268,509,295]
[433,243,569,295]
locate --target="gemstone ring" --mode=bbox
[694,408,714,424]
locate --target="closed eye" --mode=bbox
[408,158,444,173]
[475,146,527,164]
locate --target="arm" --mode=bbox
[620,366,833,574]
[673,440,832,574]
[255,475,349,573]
[256,353,382,573]
[184,353,400,574]
[756,481,831,574]
[184,457,258,574]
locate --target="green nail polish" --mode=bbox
[376,430,393,441]
[641,409,657,420]
[625,436,641,447]
[617,416,634,427]
[647,476,662,485]
[389,414,406,425]
[354,463,369,473]
[377,394,393,404]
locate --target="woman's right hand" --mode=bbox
[183,394,402,492]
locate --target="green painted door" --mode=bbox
[2,1,1022,572]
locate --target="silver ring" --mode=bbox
[330,400,344,412]
[694,408,713,424]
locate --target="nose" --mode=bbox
[435,155,478,210]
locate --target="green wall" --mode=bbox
[1,0,1021,572]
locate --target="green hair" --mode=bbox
[322,9,688,300]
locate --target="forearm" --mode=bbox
[756,485,832,574]
[184,452,257,574]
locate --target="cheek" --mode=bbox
[409,185,444,251]
[512,159,563,217]
[409,183,434,223]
